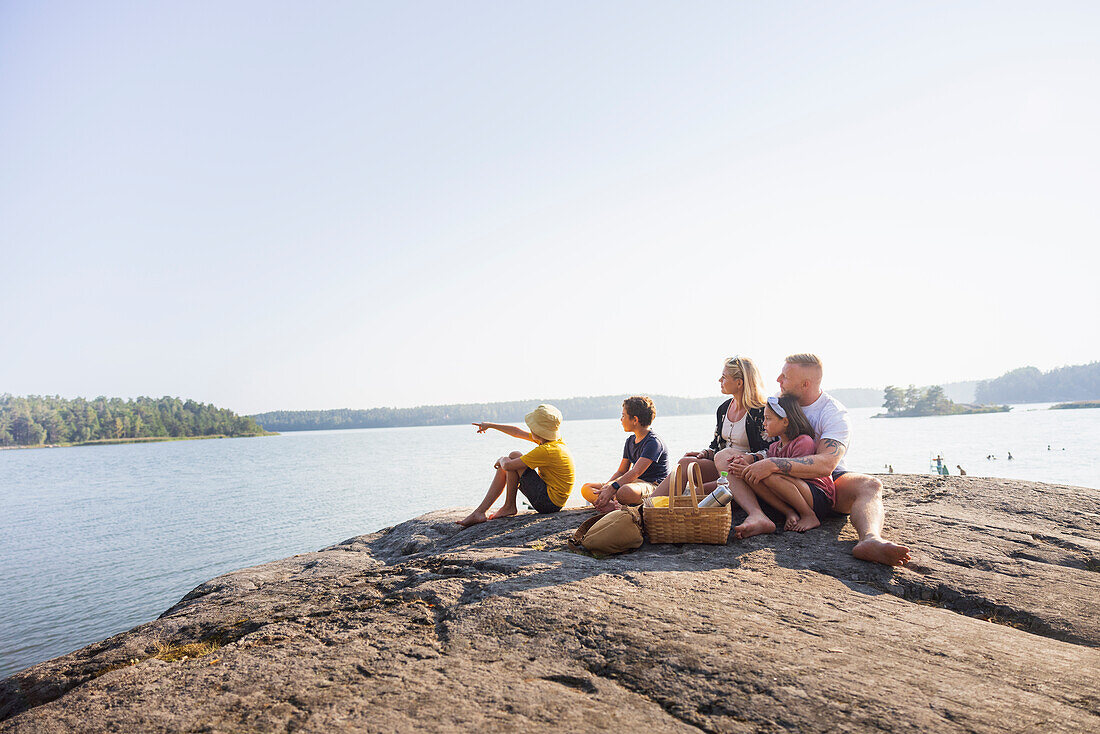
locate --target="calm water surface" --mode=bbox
[1,403,1096,678]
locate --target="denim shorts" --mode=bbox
[518,470,562,514]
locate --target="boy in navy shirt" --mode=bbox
[590,396,670,510]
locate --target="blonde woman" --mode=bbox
[652,356,772,497]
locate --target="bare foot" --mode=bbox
[456,510,488,528]
[734,513,776,539]
[793,514,821,532]
[853,536,911,566]
[784,513,800,531]
[488,505,517,520]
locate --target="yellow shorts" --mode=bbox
[581,481,655,505]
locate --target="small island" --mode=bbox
[1050,400,1100,410]
[0,395,274,448]
[873,385,1011,418]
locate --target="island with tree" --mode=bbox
[0,395,273,448]
[874,385,1010,418]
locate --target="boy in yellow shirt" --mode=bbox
[457,404,576,528]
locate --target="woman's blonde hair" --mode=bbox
[723,356,767,410]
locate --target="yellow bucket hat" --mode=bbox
[525,404,563,441]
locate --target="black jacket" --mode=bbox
[708,399,773,454]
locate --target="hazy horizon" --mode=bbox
[4,3,1099,415]
[0,378,974,408]
[2,358,1082,415]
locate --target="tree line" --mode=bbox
[975,362,1100,404]
[250,394,728,433]
[0,394,268,447]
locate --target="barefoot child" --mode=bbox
[457,404,575,528]
[743,395,835,532]
[582,396,670,511]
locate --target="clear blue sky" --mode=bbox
[2,2,1098,414]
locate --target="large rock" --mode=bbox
[2,475,1099,732]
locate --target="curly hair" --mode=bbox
[622,396,656,427]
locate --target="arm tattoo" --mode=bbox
[773,457,814,473]
[821,439,846,458]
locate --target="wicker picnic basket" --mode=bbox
[643,461,731,544]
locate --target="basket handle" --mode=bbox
[670,461,684,497]
[685,461,704,508]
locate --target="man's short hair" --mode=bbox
[622,396,656,427]
[784,353,822,368]
[785,353,823,382]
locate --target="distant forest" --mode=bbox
[0,395,268,447]
[251,361,1100,434]
[975,362,1100,404]
[251,395,715,433]
[251,388,884,433]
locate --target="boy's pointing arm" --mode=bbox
[472,422,537,443]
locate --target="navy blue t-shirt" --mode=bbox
[623,431,670,484]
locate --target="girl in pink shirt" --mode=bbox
[745,395,836,532]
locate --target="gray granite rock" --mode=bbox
[2,475,1099,732]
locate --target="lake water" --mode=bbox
[1,402,1097,678]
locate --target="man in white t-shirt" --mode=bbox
[736,353,911,566]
